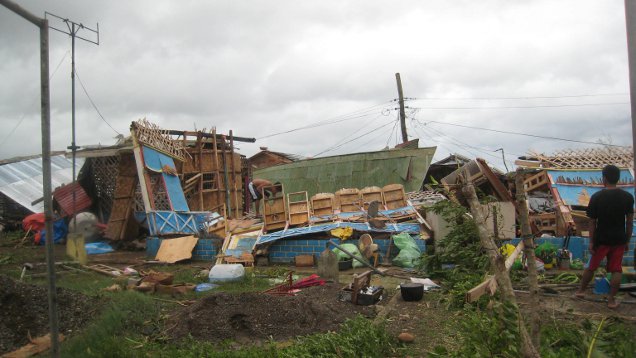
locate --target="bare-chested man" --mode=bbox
[247,178,281,217]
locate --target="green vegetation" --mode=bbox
[422,200,490,308]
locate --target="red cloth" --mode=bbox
[587,245,626,273]
[22,213,45,244]
[291,274,326,289]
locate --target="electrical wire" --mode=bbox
[417,120,523,162]
[313,119,398,157]
[385,117,400,148]
[0,50,71,149]
[310,112,385,157]
[257,101,393,140]
[349,124,396,152]
[421,119,625,147]
[409,92,628,101]
[75,69,122,135]
[408,102,629,110]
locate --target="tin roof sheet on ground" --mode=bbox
[256,222,422,245]
[254,147,436,197]
[0,155,84,213]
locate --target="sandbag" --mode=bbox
[208,264,245,282]
[392,232,421,268]
[332,243,366,268]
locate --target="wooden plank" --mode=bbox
[287,191,310,227]
[2,333,65,358]
[465,241,524,302]
[155,235,199,263]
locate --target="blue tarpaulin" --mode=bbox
[256,222,421,245]
[85,241,115,255]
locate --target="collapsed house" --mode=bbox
[515,147,635,266]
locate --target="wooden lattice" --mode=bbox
[528,146,633,169]
[90,156,120,220]
[131,118,188,161]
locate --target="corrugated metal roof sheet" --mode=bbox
[254,147,436,197]
[0,155,84,213]
[53,182,93,216]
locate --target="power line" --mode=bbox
[413,118,525,158]
[75,69,121,135]
[409,93,628,101]
[408,102,629,110]
[0,50,70,149]
[420,119,625,147]
[313,119,398,157]
[257,101,393,140]
[349,124,396,152]
[311,113,384,157]
[385,117,400,148]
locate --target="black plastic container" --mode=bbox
[400,283,424,301]
[338,259,353,271]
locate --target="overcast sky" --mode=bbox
[0,0,633,170]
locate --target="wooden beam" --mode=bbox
[465,241,524,303]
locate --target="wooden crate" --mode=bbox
[336,188,362,213]
[262,184,287,232]
[530,212,557,234]
[311,193,335,216]
[524,171,549,192]
[360,186,384,210]
[287,191,310,227]
[382,184,406,209]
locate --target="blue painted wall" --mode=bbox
[268,236,426,264]
[509,236,635,267]
[146,237,219,260]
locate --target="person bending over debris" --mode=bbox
[575,165,634,309]
[248,178,281,217]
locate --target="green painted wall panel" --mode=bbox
[254,147,436,197]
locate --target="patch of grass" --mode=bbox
[0,230,24,247]
[142,315,396,358]
[53,273,118,296]
[60,291,162,357]
[216,272,272,293]
[541,317,635,358]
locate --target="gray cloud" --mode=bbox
[0,0,632,172]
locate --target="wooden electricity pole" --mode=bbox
[395,73,408,143]
[625,1,636,199]
[0,1,59,356]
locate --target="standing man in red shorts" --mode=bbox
[576,165,634,308]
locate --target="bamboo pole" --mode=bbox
[515,168,541,347]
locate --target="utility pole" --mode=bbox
[395,73,408,143]
[0,1,58,356]
[45,12,98,224]
[625,1,636,198]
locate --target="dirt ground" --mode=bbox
[0,275,100,355]
[167,283,377,345]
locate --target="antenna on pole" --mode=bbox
[45,12,99,225]
[495,148,510,173]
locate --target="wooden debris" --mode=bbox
[82,264,124,277]
[2,333,65,358]
[154,235,198,263]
